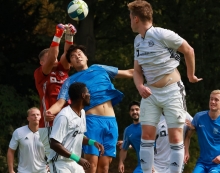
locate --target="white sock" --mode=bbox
[140,139,154,173]
[169,142,184,173]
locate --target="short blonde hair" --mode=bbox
[211,90,220,95]
[27,107,40,116]
[128,0,153,22]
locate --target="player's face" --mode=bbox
[129,105,140,121]
[130,12,138,33]
[27,108,41,125]
[82,87,90,106]
[69,49,88,71]
[209,93,220,112]
[40,52,58,67]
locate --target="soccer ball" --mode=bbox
[67,0,89,21]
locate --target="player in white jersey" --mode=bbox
[154,113,193,173]
[128,1,202,173]
[7,107,47,173]
[48,82,104,173]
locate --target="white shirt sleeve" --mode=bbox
[50,115,68,143]
[9,130,19,150]
[159,28,184,50]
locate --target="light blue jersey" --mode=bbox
[58,64,123,111]
[122,123,142,172]
[192,111,220,165]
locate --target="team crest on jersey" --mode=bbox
[148,40,154,47]
[59,71,65,76]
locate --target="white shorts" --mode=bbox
[154,164,169,173]
[49,160,84,173]
[140,81,187,128]
[39,127,52,159]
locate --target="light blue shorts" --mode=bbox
[83,114,118,157]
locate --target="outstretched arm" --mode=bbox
[133,60,152,98]
[115,69,134,78]
[7,148,15,173]
[177,40,202,83]
[42,24,65,75]
[45,99,66,121]
[60,24,77,70]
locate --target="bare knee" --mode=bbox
[97,156,112,173]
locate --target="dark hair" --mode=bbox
[38,48,49,60]
[128,101,140,110]
[68,82,87,101]
[66,44,87,63]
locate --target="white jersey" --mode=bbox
[154,113,193,173]
[49,105,86,161]
[134,26,184,84]
[9,125,47,173]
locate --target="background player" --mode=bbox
[118,101,142,173]
[7,107,47,173]
[46,44,133,173]
[184,90,220,173]
[128,1,202,172]
[48,82,104,173]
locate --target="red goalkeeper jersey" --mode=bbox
[34,62,69,127]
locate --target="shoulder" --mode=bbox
[34,66,43,77]
[13,125,29,138]
[148,26,176,40]
[194,111,208,118]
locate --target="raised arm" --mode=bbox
[60,24,77,70]
[42,24,65,75]
[115,69,134,78]
[7,148,15,173]
[177,40,202,83]
[133,60,152,98]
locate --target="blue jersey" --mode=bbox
[58,64,123,111]
[122,123,141,165]
[192,111,220,165]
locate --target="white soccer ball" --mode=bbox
[67,0,89,21]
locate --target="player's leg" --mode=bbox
[84,154,98,173]
[133,165,143,173]
[208,164,220,173]
[192,163,206,173]
[96,116,118,173]
[39,127,52,159]
[163,81,186,173]
[139,95,161,173]
[96,156,112,173]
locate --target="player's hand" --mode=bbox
[55,23,65,38]
[118,162,124,173]
[94,142,104,156]
[212,155,220,164]
[65,23,77,35]
[152,166,155,173]
[184,150,190,164]
[185,119,195,130]
[78,158,90,170]
[45,110,55,122]
[188,75,203,83]
[138,85,152,98]
[117,140,123,149]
